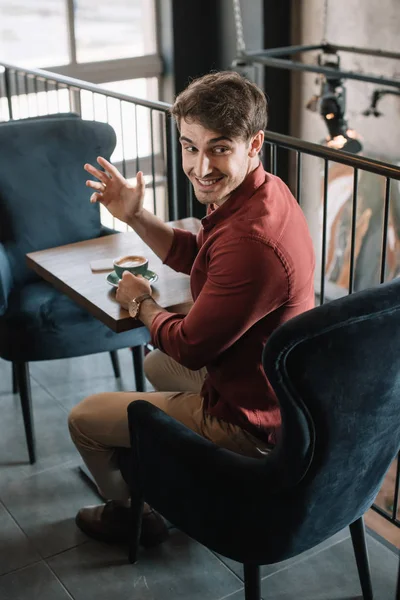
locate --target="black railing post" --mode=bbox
[380,178,391,284]
[348,168,359,294]
[166,116,179,221]
[320,159,329,305]
[4,68,13,120]
[392,452,400,523]
[296,151,302,204]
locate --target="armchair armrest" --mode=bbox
[126,401,289,516]
[0,243,13,316]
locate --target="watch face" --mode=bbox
[128,300,139,319]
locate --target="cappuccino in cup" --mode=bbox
[113,254,148,278]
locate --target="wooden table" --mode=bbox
[26,217,201,333]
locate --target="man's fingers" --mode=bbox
[86,180,106,192]
[97,156,125,181]
[136,171,145,192]
[89,192,103,204]
[121,270,135,280]
[84,163,110,185]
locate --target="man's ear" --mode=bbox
[248,130,265,157]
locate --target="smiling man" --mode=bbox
[68,71,315,547]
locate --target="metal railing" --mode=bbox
[1,61,399,531]
[0,61,179,226]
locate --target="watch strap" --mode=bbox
[130,293,153,319]
[134,293,153,304]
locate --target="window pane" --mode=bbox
[75,0,157,63]
[0,1,69,67]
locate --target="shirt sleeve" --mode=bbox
[163,228,199,275]
[151,236,290,370]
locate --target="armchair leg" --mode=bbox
[109,351,121,378]
[349,517,374,600]
[12,362,19,394]
[132,346,145,392]
[15,362,36,465]
[243,564,261,600]
[128,494,144,564]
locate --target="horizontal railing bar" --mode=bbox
[263,131,400,180]
[0,62,171,112]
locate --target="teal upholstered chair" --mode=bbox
[120,278,400,600]
[0,115,150,464]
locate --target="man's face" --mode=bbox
[179,120,262,207]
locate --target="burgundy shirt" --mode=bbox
[151,164,315,444]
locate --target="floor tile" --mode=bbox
[0,384,78,486]
[30,350,144,411]
[214,528,350,581]
[0,501,40,576]
[0,562,72,600]
[0,462,99,558]
[0,359,13,394]
[257,534,397,600]
[48,529,243,600]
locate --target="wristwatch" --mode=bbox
[128,293,154,319]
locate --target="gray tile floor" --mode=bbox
[0,353,398,600]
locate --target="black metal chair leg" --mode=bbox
[15,362,36,464]
[132,346,145,392]
[129,494,144,564]
[349,517,374,600]
[109,350,121,378]
[12,361,19,394]
[243,564,261,600]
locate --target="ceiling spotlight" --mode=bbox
[306,53,363,154]
[319,80,362,153]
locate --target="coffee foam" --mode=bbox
[116,256,146,267]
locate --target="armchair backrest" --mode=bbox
[263,278,400,556]
[0,116,116,289]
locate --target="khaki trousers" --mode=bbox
[68,349,270,502]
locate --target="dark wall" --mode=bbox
[159,0,291,217]
[263,0,292,183]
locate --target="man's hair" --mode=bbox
[170,71,268,140]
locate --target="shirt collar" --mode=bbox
[201,162,266,232]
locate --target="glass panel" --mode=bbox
[0,1,69,67]
[75,0,157,63]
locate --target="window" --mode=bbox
[0,1,69,67]
[0,0,161,89]
[74,0,157,63]
[0,1,164,229]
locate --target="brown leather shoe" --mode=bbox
[75,501,169,547]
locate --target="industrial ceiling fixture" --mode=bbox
[231,0,400,154]
[306,53,363,153]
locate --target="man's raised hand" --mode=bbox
[84,157,145,224]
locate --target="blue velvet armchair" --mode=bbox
[121,278,400,600]
[0,115,150,464]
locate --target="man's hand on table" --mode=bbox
[116,271,166,328]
